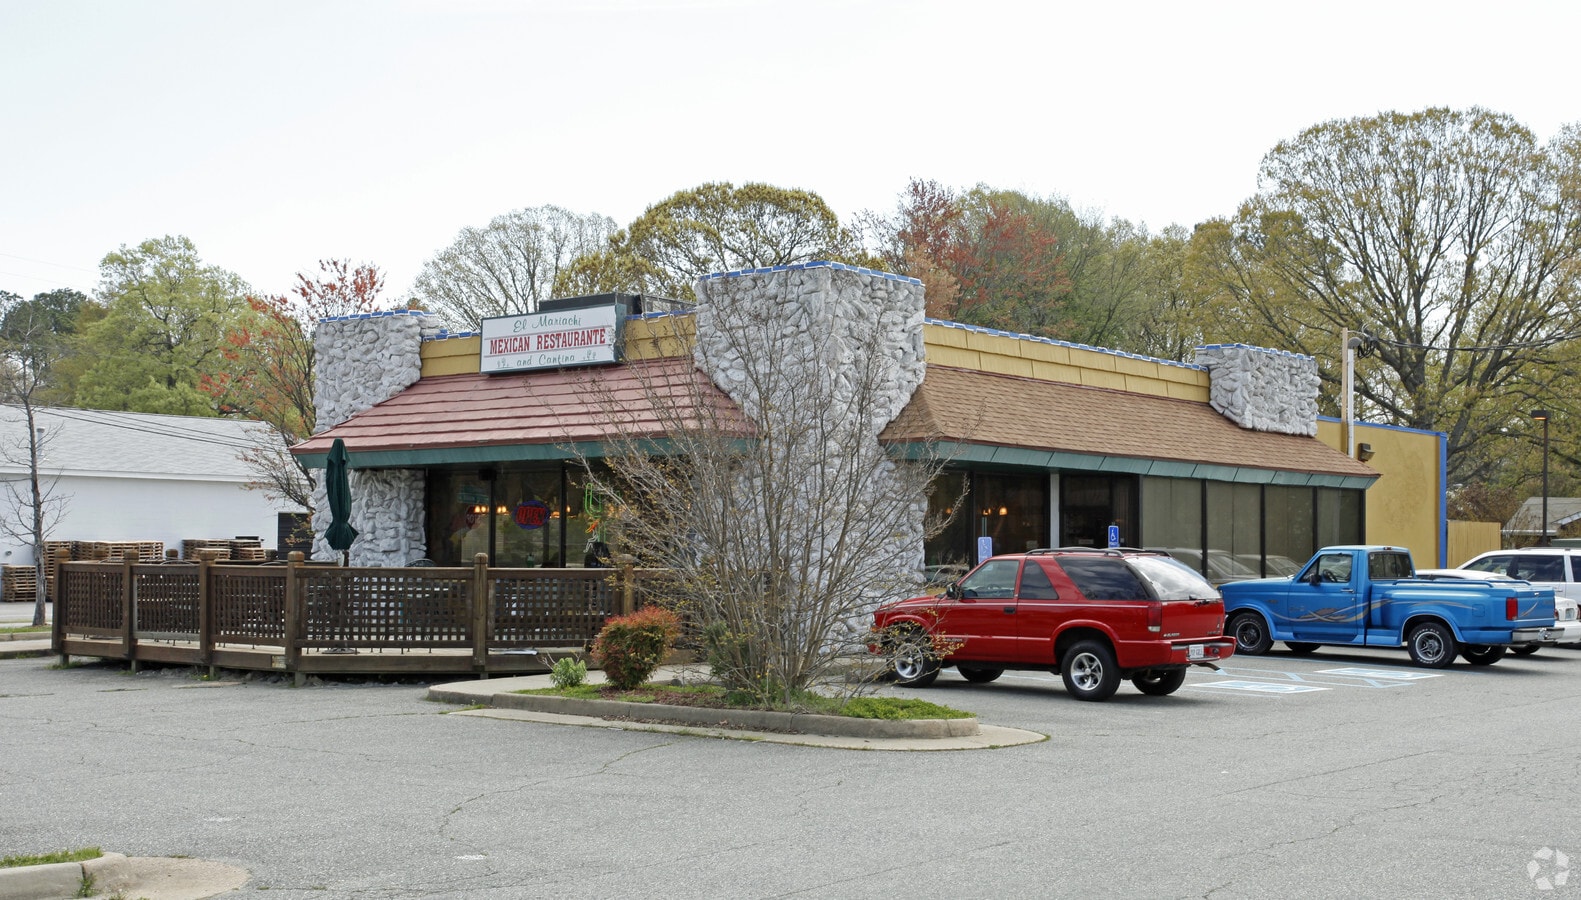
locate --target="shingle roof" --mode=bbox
[293,357,749,464]
[881,366,1377,480]
[0,405,266,481]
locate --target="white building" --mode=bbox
[0,406,300,564]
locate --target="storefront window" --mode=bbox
[1141,477,1202,557]
[1264,485,1315,577]
[977,473,1050,557]
[1316,487,1363,547]
[1059,474,1136,548]
[1204,482,1261,583]
[425,464,597,568]
[925,472,971,576]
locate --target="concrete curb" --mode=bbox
[430,685,981,739]
[0,639,51,659]
[0,852,124,900]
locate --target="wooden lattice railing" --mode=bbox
[53,553,664,678]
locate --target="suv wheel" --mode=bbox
[1130,668,1187,696]
[887,626,940,687]
[1229,611,1273,655]
[1061,640,1121,701]
[1406,621,1456,668]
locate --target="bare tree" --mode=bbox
[0,294,71,625]
[578,270,955,706]
[414,205,619,329]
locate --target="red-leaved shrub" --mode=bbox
[591,606,682,690]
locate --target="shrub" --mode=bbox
[550,656,588,688]
[591,606,682,690]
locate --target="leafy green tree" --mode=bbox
[1186,108,1581,483]
[0,288,102,406]
[72,236,259,416]
[414,205,618,329]
[571,182,865,301]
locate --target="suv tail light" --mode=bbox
[1506,597,1518,621]
[1147,601,1162,633]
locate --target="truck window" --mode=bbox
[1308,553,1353,584]
[1018,561,1059,599]
[959,559,1019,599]
[1368,552,1413,580]
[1057,557,1148,601]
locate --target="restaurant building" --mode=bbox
[293,262,1442,585]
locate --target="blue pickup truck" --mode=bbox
[1218,545,1560,667]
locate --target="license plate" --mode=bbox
[1188,643,1206,660]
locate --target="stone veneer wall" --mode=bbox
[311,311,445,565]
[1192,343,1321,437]
[693,262,928,637]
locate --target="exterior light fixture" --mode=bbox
[1357,443,1375,462]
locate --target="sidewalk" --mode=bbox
[0,601,50,659]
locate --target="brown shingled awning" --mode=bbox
[292,357,749,467]
[881,366,1377,488]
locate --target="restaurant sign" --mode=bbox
[480,304,622,373]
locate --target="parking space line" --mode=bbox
[1192,680,1328,694]
[1316,667,1444,681]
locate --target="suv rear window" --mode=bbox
[1057,557,1148,601]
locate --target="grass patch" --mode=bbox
[1,624,50,634]
[516,683,971,720]
[1,847,102,868]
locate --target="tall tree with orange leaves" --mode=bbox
[207,259,390,508]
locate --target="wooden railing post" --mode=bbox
[52,550,67,666]
[618,556,636,616]
[471,552,489,676]
[284,551,304,682]
[198,549,217,676]
[122,555,137,671]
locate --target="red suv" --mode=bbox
[872,548,1234,701]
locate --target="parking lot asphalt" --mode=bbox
[3,642,1579,899]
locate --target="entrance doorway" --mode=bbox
[1059,474,1137,548]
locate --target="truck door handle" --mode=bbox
[1003,607,1016,614]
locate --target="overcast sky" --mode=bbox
[3,0,1578,303]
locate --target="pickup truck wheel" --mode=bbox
[1406,621,1457,668]
[1229,612,1273,655]
[1512,645,1541,656]
[1130,668,1187,696]
[957,665,1004,684]
[886,627,940,687]
[1285,642,1321,655]
[1460,644,1508,665]
[1061,640,1121,701]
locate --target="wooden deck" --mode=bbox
[52,553,669,683]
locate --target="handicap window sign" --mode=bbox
[976,536,994,565]
[1107,525,1120,548]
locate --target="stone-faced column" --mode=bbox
[692,262,928,634]
[310,311,445,565]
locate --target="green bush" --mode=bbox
[591,606,682,690]
[550,656,588,688]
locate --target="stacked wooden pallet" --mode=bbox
[182,539,234,560]
[2,565,39,601]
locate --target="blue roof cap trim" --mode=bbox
[697,260,923,286]
[924,318,1205,371]
[318,309,435,324]
[1195,342,1314,362]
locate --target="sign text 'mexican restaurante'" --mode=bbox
[479,304,622,373]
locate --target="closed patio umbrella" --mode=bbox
[325,438,357,565]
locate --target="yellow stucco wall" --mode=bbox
[1316,420,1444,566]
[419,315,693,377]
[424,316,1214,404]
[921,323,1211,401]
